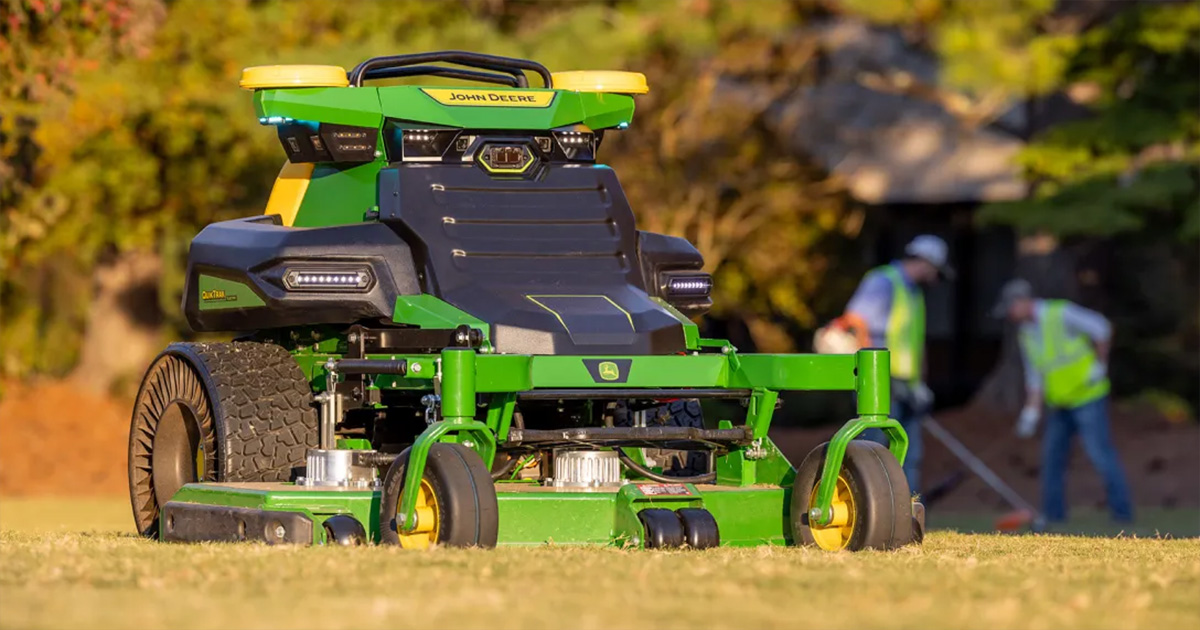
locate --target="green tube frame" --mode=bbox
[382,347,905,534]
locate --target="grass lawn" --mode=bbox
[1,497,1198,630]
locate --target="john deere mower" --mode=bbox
[128,51,922,551]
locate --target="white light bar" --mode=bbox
[665,275,712,298]
[284,268,372,291]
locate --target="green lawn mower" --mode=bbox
[128,51,922,552]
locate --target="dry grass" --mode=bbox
[1,498,1198,630]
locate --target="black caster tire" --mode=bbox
[791,440,913,551]
[323,514,367,546]
[380,443,499,549]
[639,508,685,549]
[911,501,926,545]
[677,508,720,549]
[128,342,318,538]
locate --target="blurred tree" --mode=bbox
[841,0,1199,412]
[1,0,855,390]
[974,2,1200,412]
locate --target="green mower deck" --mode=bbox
[164,482,793,547]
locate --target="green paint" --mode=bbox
[530,355,728,388]
[487,393,518,441]
[651,298,699,350]
[281,341,901,539]
[294,161,382,227]
[377,86,633,130]
[197,275,265,311]
[168,480,790,547]
[440,349,476,419]
[497,491,620,546]
[336,438,373,450]
[475,355,532,392]
[700,486,791,546]
[393,295,490,339]
[167,483,381,544]
[255,85,634,134]
[254,87,384,129]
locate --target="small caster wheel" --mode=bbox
[676,508,720,549]
[638,508,684,549]
[322,514,367,546]
[379,443,499,550]
[911,501,926,545]
[792,440,914,551]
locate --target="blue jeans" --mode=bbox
[859,380,923,494]
[1042,396,1134,523]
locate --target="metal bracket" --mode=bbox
[745,438,768,460]
[808,415,909,527]
[395,418,495,532]
[318,358,341,450]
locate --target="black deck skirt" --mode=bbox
[161,501,314,545]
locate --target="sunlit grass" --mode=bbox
[1,498,1197,630]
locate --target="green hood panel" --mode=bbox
[255,85,634,131]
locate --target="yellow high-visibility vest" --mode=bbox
[878,265,924,384]
[1020,300,1109,408]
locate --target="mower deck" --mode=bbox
[163,481,792,547]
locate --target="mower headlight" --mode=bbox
[284,267,374,292]
[399,128,460,161]
[663,274,712,299]
[552,129,596,162]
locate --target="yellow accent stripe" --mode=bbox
[525,296,571,334]
[264,161,314,227]
[524,295,635,332]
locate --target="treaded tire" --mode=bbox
[128,341,318,538]
[791,440,914,551]
[617,399,709,476]
[380,443,499,549]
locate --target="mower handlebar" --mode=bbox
[348,50,553,89]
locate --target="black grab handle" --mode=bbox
[360,65,520,87]
[348,50,553,89]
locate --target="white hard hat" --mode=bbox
[905,234,955,280]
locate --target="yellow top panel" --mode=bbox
[551,71,649,95]
[240,65,349,90]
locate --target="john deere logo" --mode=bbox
[582,359,632,384]
[598,361,620,381]
[421,88,556,108]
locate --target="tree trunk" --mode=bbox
[69,250,165,396]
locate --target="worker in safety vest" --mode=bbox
[993,279,1133,523]
[836,235,954,493]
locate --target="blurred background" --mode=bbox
[1,0,1197,533]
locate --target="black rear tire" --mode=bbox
[128,342,318,538]
[791,440,914,551]
[616,399,709,476]
[380,443,499,549]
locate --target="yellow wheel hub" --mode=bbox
[808,474,856,551]
[397,479,440,550]
[195,445,205,480]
